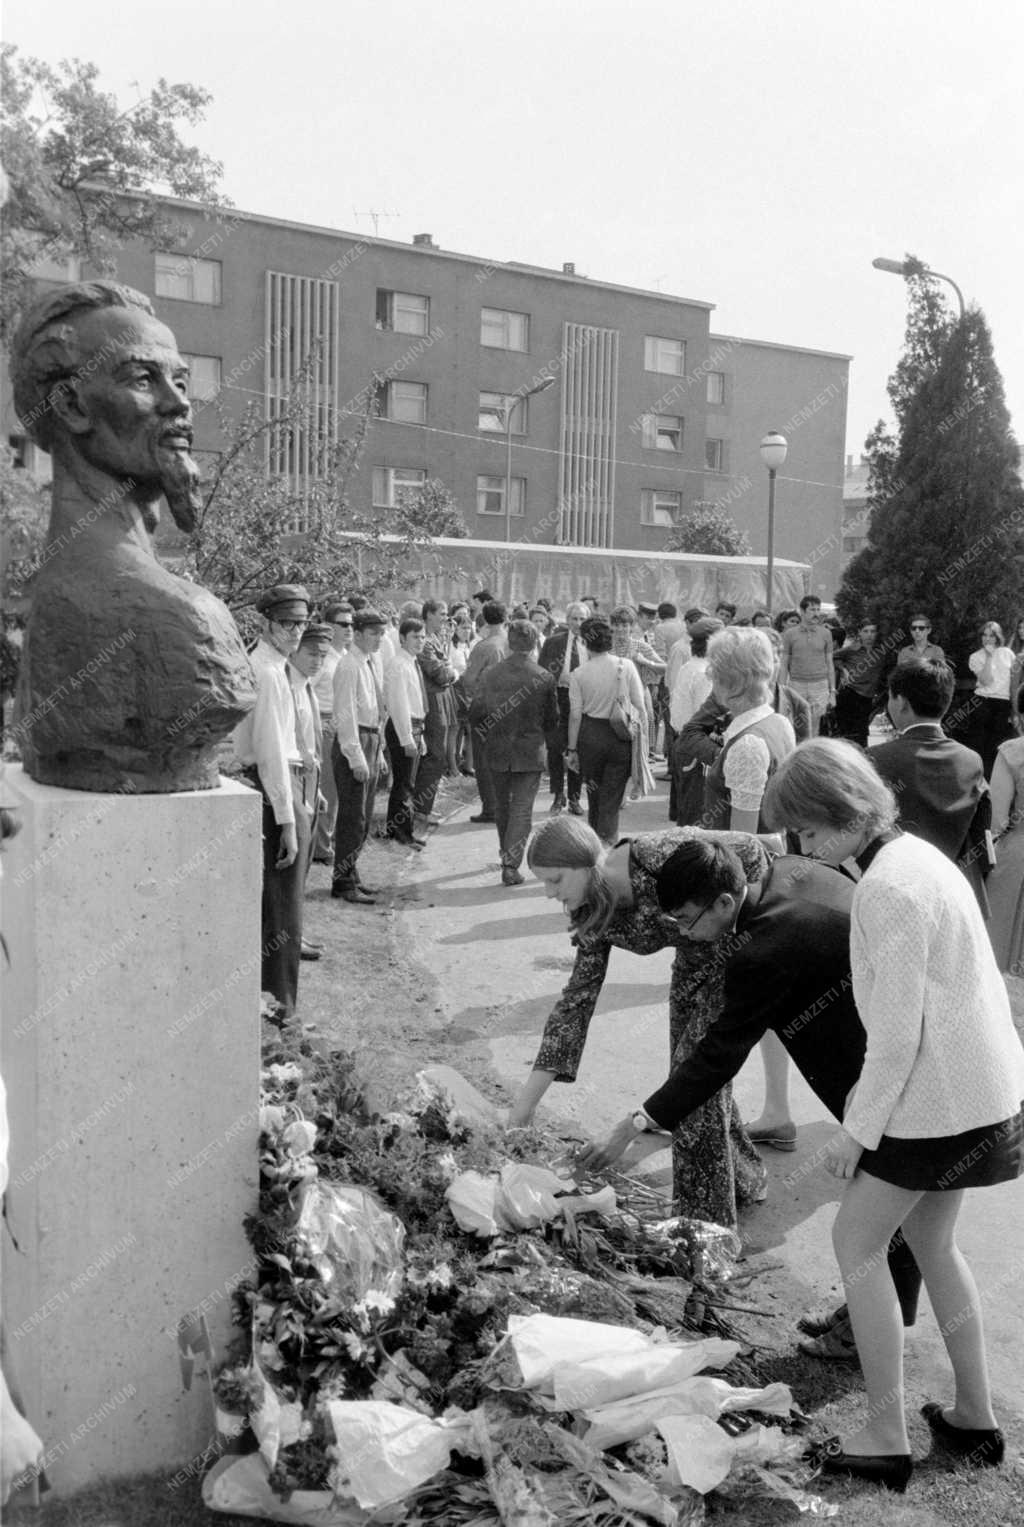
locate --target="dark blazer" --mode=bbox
[644,856,863,1128]
[538,628,572,680]
[469,653,558,772]
[869,725,991,915]
[868,727,986,861]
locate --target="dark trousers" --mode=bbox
[413,707,447,816]
[976,696,1014,779]
[577,714,632,843]
[385,719,421,838]
[491,767,542,868]
[546,688,582,804]
[332,729,380,889]
[474,748,497,817]
[834,686,876,747]
[258,772,310,1021]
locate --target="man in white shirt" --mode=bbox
[382,617,429,848]
[331,607,387,904]
[311,601,353,862]
[228,584,311,1018]
[288,625,333,962]
[538,601,588,814]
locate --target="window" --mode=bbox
[640,489,682,527]
[155,253,222,304]
[375,289,430,335]
[480,307,529,351]
[478,392,526,434]
[706,371,725,405]
[476,474,525,516]
[640,413,683,451]
[32,251,82,283]
[644,335,685,374]
[705,438,725,472]
[179,354,222,402]
[372,467,427,507]
[374,379,428,424]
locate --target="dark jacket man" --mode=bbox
[538,602,588,810]
[470,623,558,881]
[640,846,921,1326]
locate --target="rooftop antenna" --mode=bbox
[353,208,400,237]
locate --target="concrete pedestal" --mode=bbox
[1,766,262,1492]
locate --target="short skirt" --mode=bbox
[858,1105,1024,1191]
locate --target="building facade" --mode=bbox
[7,200,850,596]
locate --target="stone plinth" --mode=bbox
[0,766,261,1492]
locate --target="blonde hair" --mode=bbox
[526,817,618,940]
[706,626,774,702]
[980,621,1004,646]
[763,738,898,836]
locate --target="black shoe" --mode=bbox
[549,795,566,815]
[356,882,381,896]
[806,1437,913,1493]
[567,799,584,816]
[389,830,425,850]
[501,868,525,886]
[921,1403,1005,1467]
[331,885,376,904]
[470,813,496,823]
[300,940,322,961]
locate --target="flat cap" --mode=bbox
[638,601,658,617]
[299,622,334,648]
[257,583,311,616]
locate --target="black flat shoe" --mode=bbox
[921,1403,1005,1466]
[807,1437,912,1493]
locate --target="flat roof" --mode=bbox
[710,330,852,363]
[144,193,717,311]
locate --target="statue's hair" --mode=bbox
[12,281,155,451]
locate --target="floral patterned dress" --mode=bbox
[533,827,769,1227]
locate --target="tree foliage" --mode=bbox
[0,46,225,338]
[179,375,469,615]
[664,505,751,557]
[0,448,51,599]
[837,260,1024,670]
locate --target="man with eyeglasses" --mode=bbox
[576,836,924,1361]
[310,602,354,862]
[228,583,312,1018]
[897,615,945,669]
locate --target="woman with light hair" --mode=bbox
[765,739,1024,1489]
[508,815,768,1227]
[704,626,797,1149]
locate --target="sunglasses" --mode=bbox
[332,620,353,628]
[272,619,308,633]
[910,625,929,632]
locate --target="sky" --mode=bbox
[7,0,1023,467]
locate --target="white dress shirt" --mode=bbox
[229,640,301,827]
[384,648,427,747]
[559,632,587,686]
[312,648,342,718]
[669,655,712,733]
[334,646,384,768]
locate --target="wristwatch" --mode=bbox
[632,1108,671,1135]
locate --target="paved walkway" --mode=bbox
[387,773,1024,1431]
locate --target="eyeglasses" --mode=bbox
[272,619,308,633]
[910,625,929,632]
[332,620,353,628]
[669,896,718,934]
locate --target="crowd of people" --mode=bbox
[232,580,1024,1034]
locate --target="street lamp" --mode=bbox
[503,376,556,541]
[759,431,787,616]
[872,256,965,321]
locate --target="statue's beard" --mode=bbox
[158,447,203,533]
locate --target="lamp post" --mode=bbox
[503,376,556,542]
[759,431,787,616]
[872,256,965,321]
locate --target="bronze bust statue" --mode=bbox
[10,281,256,792]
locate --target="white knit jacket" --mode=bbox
[844,834,1024,1151]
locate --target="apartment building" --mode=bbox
[8,200,850,595]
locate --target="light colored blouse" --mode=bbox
[568,652,645,729]
[844,833,1024,1149]
[670,656,712,733]
[969,644,1015,699]
[721,703,795,814]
